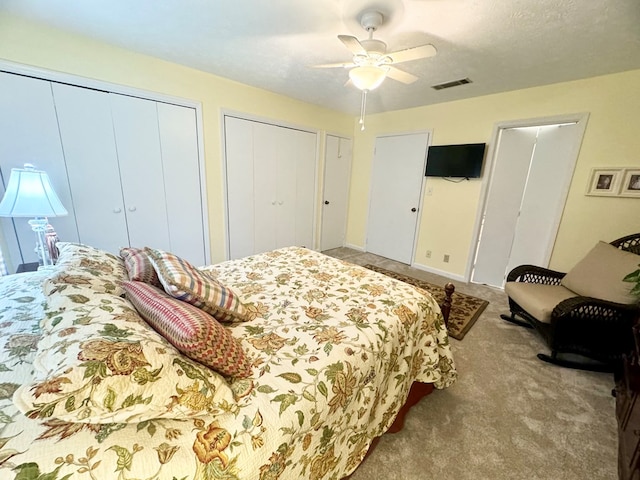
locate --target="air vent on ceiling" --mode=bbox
[431,78,472,90]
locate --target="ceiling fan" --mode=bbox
[314,10,437,91]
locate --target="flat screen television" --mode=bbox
[425,143,486,178]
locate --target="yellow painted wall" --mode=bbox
[0,13,353,264]
[1,13,638,278]
[347,69,640,277]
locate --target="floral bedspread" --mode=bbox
[0,246,456,480]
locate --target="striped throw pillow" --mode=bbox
[120,247,162,287]
[123,281,252,378]
[146,248,248,322]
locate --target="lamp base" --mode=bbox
[28,217,53,267]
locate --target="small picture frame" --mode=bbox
[619,169,640,197]
[586,168,622,196]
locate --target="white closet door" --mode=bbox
[157,103,206,266]
[225,116,317,259]
[110,95,171,250]
[321,135,352,251]
[0,72,79,266]
[472,128,537,286]
[275,127,298,248]
[505,124,580,273]
[52,83,130,254]
[225,117,256,260]
[253,122,278,254]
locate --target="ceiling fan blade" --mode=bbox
[312,61,355,69]
[387,44,437,64]
[386,66,419,84]
[338,35,367,55]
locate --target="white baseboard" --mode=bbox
[410,262,467,283]
[344,243,365,252]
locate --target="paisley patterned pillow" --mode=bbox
[55,242,127,279]
[146,248,248,322]
[15,299,237,424]
[123,281,252,378]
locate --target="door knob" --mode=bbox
[324,201,330,205]
[113,207,122,214]
[411,208,417,212]
[128,206,137,212]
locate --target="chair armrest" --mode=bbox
[552,296,640,321]
[506,264,566,284]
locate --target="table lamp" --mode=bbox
[0,164,68,267]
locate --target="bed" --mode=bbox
[0,243,456,480]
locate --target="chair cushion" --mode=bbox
[561,241,640,305]
[505,283,578,324]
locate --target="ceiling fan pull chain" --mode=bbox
[359,89,368,131]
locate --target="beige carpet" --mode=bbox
[323,248,617,480]
[363,264,489,340]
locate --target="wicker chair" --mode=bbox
[501,233,640,372]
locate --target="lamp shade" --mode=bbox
[0,164,68,217]
[349,66,388,91]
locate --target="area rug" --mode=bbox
[363,264,489,340]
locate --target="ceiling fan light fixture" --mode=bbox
[349,65,387,91]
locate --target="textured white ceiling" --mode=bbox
[2,0,640,115]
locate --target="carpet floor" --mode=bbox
[323,247,617,480]
[362,264,489,340]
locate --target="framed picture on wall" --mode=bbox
[586,168,622,196]
[619,169,640,197]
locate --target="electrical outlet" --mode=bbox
[425,250,431,258]
[443,254,450,263]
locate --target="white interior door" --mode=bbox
[472,128,536,286]
[505,124,581,274]
[472,121,584,287]
[367,132,428,264]
[290,128,316,250]
[321,135,352,251]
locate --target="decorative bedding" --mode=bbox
[0,245,456,480]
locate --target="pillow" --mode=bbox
[55,242,127,279]
[43,266,125,298]
[120,247,162,287]
[123,281,252,378]
[146,248,248,322]
[14,300,238,424]
[561,241,640,305]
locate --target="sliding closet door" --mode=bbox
[52,83,130,253]
[110,95,171,250]
[0,72,79,267]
